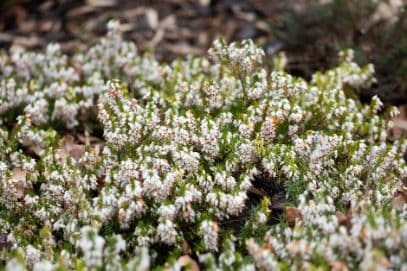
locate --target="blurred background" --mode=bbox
[0,0,405,105]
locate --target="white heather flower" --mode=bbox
[389,106,400,118]
[200,119,220,159]
[338,48,354,63]
[204,83,223,109]
[360,249,391,271]
[5,258,27,271]
[24,98,49,125]
[237,142,257,164]
[126,247,151,271]
[247,68,267,100]
[0,20,406,270]
[46,43,61,56]
[33,261,55,271]
[225,192,247,216]
[44,81,68,98]
[260,117,278,143]
[246,239,280,271]
[157,204,177,220]
[157,219,178,245]
[237,121,254,139]
[371,95,383,112]
[25,245,41,267]
[200,220,219,251]
[258,212,267,224]
[107,20,121,34]
[77,226,105,268]
[172,150,200,172]
[52,98,79,129]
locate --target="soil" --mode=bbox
[0,0,406,105]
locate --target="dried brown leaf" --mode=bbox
[26,144,44,157]
[18,19,36,32]
[11,168,26,182]
[390,185,407,211]
[284,206,302,227]
[123,7,147,19]
[336,210,352,230]
[145,8,159,30]
[391,196,405,211]
[0,33,13,43]
[286,240,311,256]
[58,135,85,161]
[199,0,210,7]
[77,132,104,146]
[10,168,28,200]
[86,0,117,7]
[13,36,43,48]
[369,0,403,26]
[66,6,97,18]
[181,241,190,255]
[39,20,54,32]
[166,43,204,56]
[177,255,200,271]
[39,0,54,12]
[0,233,12,250]
[331,261,349,271]
[159,15,176,30]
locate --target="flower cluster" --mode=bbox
[247,197,406,271]
[0,21,405,270]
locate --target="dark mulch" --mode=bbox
[0,0,406,105]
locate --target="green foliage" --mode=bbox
[0,21,405,270]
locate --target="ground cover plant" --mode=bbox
[0,21,406,270]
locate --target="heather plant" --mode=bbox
[0,21,406,271]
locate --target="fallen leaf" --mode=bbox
[9,168,28,200]
[247,186,268,197]
[391,186,407,211]
[369,0,403,27]
[331,260,349,271]
[286,240,311,256]
[336,210,352,230]
[391,196,406,211]
[391,195,406,211]
[166,43,204,56]
[26,143,44,157]
[145,8,159,30]
[66,5,97,18]
[177,255,200,271]
[271,191,285,210]
[123,7,147,19]
[181,241,190,255]
[39,0,54,12]
[0,233,12,250]
[39,20,54,32]
[199,0,210,7]
[399,185,407,198]
[259,242,274,253]
[146,28,164,49]
[159,15,176,30]
[13,36,43,48]
[18,19,36,32]
[11,168,26,182]
[0,33,13,43]
[77,132,104,148]
[388,118,407,139]
[284,206,302,227]
[58,135,85,161]
[86,0,117,7]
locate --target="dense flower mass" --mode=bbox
[0,21,406,270]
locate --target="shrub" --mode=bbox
[0,21,405,270]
